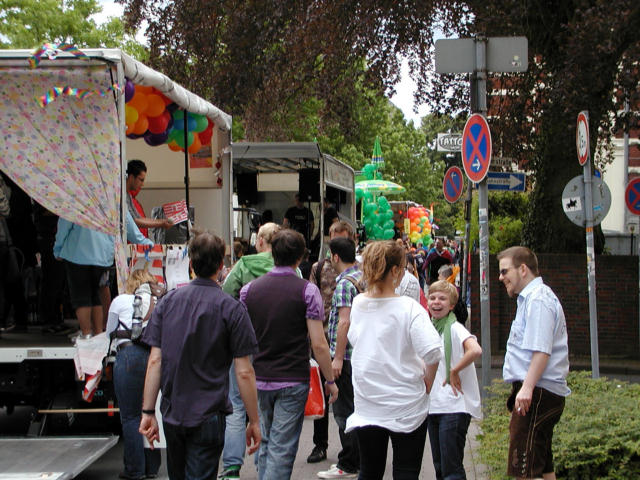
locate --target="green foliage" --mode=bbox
[479,372,640,479]
[0,0,145,59]
[455,191,528,253]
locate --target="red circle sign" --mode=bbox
[462,114,492,183]
[443,166,464,203]
[625,178,640,215]
[576,111,589,166]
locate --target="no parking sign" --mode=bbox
[443,166,464,203]
[461,114,492,183]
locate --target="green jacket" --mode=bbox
[222,251,274,299]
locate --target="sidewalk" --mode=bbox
[239,415,488,479]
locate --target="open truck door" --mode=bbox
[230,142,355,261]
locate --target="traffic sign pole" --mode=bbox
[578,111,600,379]
[473,37,492,398]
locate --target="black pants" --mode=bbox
[355,417,429,480]
[312,368,330,450]
[333,360,359,473]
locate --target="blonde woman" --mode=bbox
[346,241,443,479]
[106,269,161,480]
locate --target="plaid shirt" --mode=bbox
[328,265,363,360]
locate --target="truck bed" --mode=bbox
[0,435,118,479]
[0,328,76,363]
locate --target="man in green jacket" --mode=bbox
[219,222,280,479]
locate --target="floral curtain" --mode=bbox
[0,65,128,290]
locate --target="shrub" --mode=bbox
[478,371,640,479]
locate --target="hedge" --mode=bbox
[478,371,640,479]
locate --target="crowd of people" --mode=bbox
[1,165,570,480]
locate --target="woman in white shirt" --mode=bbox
[426,280,482,480]
[106,269,160,480]
[346,240,443,479]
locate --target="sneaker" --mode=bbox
[317,464,358,478]
[218,465,241,479]
[307,445,328,463]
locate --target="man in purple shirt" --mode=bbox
[139,231,261,480]
[240,229,338,480]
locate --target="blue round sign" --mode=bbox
[443,166,464,203]
[462,114,492,183]
[625,178,640,215]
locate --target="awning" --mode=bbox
[231,142,323,173]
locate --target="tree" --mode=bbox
[413,0,640,253]
[119,0,458,140]
[0,0,145,59]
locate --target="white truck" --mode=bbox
[0,47,231,478]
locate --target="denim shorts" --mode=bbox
[507,381,565,477]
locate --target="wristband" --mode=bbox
[325,380,335,385]
[142,409,156,415]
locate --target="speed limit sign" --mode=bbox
[576,111,589,166]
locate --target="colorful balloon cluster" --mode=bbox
[407,206,433,246]
[124,79,214,153]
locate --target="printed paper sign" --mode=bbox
[163,200,189,225]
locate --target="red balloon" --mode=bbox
[148,111,171,134]
[199,126,213,146]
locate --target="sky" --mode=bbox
[95,0,426,125]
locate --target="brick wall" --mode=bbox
[469,254,639,358]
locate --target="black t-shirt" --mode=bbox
[285,206,313,236]
[323,207,339,236]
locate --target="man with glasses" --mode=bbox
[497,246,570,480]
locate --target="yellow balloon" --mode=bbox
[125,105,139,127]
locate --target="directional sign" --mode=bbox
[443,166,465,203]
[625,178,640,215]
[576,111,589,166]
[462,114,492,183]
[562,175,611,227]
[486,172,525,192]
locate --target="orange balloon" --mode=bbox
[146,94,166,117]
[168,141,182,152]
[187,134,202,154]
[128,91,148,114]
[126,123,134,135]
[135,84,154,95]
[132,115,149,135]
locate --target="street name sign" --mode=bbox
[443,166,465,203]
[462,113,492,183]
[486,172,525,192]
[436,133,462,152]
[562,175,611,227]
[625,178,640,215]
[576,111,589,166]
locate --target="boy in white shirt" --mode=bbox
[427,280,482,480]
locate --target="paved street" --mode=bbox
[76,413,487,480]
[3,362,638,479]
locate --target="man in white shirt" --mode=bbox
[497,246,570,480]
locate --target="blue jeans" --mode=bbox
[427,413,471,480]
[164,413,226,480]
[257,383,309,480]
[113,344,161,479]
[222,362,247,469]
